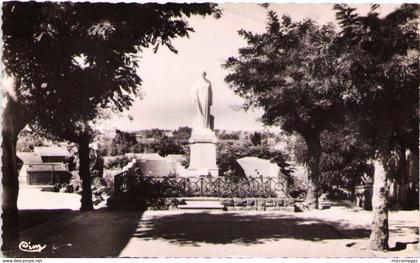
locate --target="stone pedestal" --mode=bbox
[187,130,219,177]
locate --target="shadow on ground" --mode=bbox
[133,212,371,246]
[19,209,79,231]
[8,208,144,258]
[389,241,419,251]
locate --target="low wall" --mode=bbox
[136,159,178,177]
[220,197,295,211]
[108,195,295,211]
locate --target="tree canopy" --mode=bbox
[223,11,344,208]
[334,4,418,155]
[3,1,221,143]
[224,12,343,137]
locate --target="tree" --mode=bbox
[293,121,374,200]
[224,11,343,208]
[334,4,419,251]
[111,130,138,155]
[250,131,262,146]
[155,136,185,157]
[173,126,192,141]
[319,127,374,199]
[16,129,46,152]
[216,130,241,140]
[2,1,220,251]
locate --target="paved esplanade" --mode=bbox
[12,204,419,257]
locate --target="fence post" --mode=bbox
[200,177,204,196]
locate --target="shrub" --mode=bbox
[104,155,132,169]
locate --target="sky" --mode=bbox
[98,3,399,132]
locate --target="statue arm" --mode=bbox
[191,86,197,107]
[192,85,204,116]
[209,83,213,106]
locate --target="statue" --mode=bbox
[191,71,214,131]
[187,71,219,177]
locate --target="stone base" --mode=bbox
[185,168,219,177]
[187,129,219,177]
[188,129,217,143]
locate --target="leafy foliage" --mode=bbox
[16,130,47,152]
[153,136,185,157]
[3,1,221,143]
[250,131,262,146]
[319,130,373,198]
[334,4,419,155]
[223,10,345,207]
[172,126,192,141]
[100,129,187,157]
[224,12,343,136]
[109,130,138,155]
[216,130,241,140]
[104,155,132,170]
[293,121,375,199]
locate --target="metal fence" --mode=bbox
[114,171,288,198]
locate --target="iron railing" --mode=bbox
[114,171,288,198]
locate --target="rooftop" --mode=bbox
[125,153,164,161]
[16,152,43,164]
[24,163,68,172]
[34,146,70,157]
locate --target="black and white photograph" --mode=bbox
[1,1,419,259]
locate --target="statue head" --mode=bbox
[202,71,207,78]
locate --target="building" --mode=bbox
[19,163,71,185]
[16,152,43,171]
[17,146,71,186]
[34,146,70,163]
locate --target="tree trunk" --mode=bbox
[78,137,93,211]
[369,158,389,251]
[2,130,20,251]
[396,147,407,185]
[1,92,27,251]
[304,133,321,209]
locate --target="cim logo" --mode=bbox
[18,241,46,253]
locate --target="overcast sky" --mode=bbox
[100,3,399,132]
